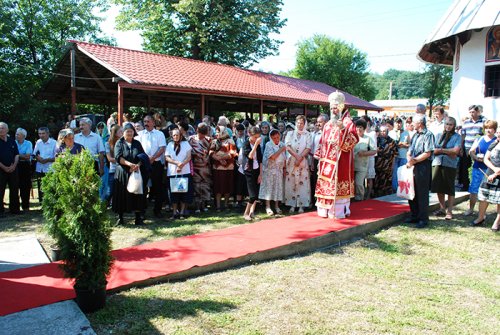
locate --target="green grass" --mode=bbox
[1,197,499,334]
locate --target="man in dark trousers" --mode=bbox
[405,114,435,228]
[0,122,20,215]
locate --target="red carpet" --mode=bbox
[0,199,408,316]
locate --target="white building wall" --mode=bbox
[451,28,500,124]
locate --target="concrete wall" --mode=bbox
[451,27,500,124]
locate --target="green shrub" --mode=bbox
[42,149,113,290]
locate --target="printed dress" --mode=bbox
[284,130,312,207]
[259,141,286,201]
[188,134,212,202]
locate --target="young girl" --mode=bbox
[259,129,287,215]
[242,126,262,221]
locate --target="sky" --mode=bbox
[99,0,456,75]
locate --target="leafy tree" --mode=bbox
[0,0,111,131]
[423,64,452,115]
[371,69,425,100]
[113,0,286,67]
[290,34,376,101]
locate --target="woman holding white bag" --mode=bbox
[165,128,193,220]
[113,123,147,226]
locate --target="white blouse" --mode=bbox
[165,141,192,176]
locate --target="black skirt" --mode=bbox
[112,165,147,214]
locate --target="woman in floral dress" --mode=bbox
[374,126,398,197]
[188,123,212,213]
[259,129,287,215]
[284,115,312,213]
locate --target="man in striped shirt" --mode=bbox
[458,105,487,191]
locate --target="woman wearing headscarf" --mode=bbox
[113,123,147,226]
[165,128,193,219]
[188,123,212,213]
[209,125,238,211]
[431,117,461,220]
[259,129,286,215]
[374,125,398,197]
[284,115,312,213]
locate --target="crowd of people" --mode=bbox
[0,96,499,232]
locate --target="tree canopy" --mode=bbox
[113,0,286,67]
[289,34,376,101]
[0,0,112,129]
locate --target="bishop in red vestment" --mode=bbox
[314,91,358,219]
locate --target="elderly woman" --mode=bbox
[113,123,147,226]
[259,129,286,215]
[209,125,238,211]
[472,128,500,231]
[165,128,193,219]
[374,125,398,197]
[55,129,84,155]
[259,121,271,155]
[188,123,212,213]
[15,128,33,211]
[431,117,461,220]
[233,123,248,208]
[284,115,312,213]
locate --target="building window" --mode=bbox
[485,65,500,97]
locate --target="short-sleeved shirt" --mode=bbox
[429,119,445,137]
[432,132,461,168]
[409,129,435,160]
[136,129,166,162]
[56,142,84,156]
[0,136,19,166]
[74,131,105,159]
[33,138,57,173]
[354,134,376,172]
[165,141,192,176]
[461,116,486,151]
[16,140,33,160]
[397,130,412,159]
[105,142,117,173]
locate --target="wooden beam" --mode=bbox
[259,100,264,121]
[118,83,124,125]
[200,94,206,120]
[304,104,308,118]
[70,48,76,115]
[76,54,108,91]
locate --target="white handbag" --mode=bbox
[127,170,143,195]
[396,165,415,200]
[170,175,188,193]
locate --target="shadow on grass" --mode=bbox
[90,295,236,334]
[0,209,44,234]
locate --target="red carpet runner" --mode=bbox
[0,200,408,316]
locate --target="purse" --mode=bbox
[127,170,143,195]
[170,175,188,193]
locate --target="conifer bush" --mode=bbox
[42,149,113,290]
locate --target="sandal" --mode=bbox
[244,214,252,221]
[266,208,274,215]
[445,213,453,220]
[433,208,446,216]
[275,207,282,215]
[463,209,474,216]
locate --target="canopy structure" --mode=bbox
[38,41,382,122]
[418,0,500,65]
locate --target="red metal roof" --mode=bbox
[70,40,382,111]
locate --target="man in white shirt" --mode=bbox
[428,106,446,137]
[33,126,57,202]
[74,117,105,176]
[137,114,167,217]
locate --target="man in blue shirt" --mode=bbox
[0,122,20,215]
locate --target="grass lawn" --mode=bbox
[1,196,499,334]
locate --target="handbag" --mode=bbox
[170,175,188,193]
[396,165,415,200]
[127,170,143,195]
